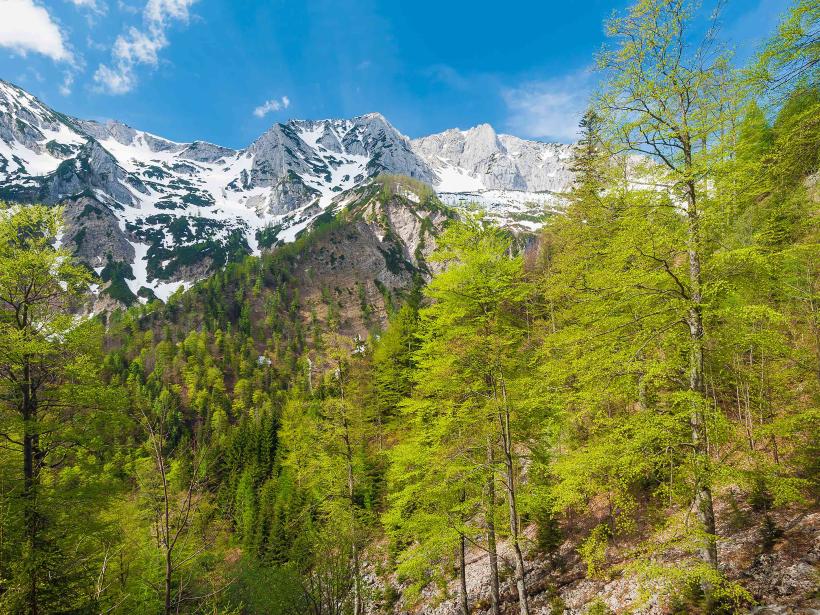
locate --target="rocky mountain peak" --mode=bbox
[412,122,575,196]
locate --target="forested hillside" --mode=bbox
[0,0,817,614]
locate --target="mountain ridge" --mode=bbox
[0,79,576,303]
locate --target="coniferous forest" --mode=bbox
[0,0,818,613]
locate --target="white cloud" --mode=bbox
[0,0,73,62]
[66,0,105,13]
[59,70,74,95]
[93,63,134,94]
[113,26,164,64]
[253,96,291,118]
[502,70,594,142]
[94,0,197,94]
[144,0,193,24]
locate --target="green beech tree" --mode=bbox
[0,205,120,613]
[277,334,379,614]
[752,0,819,95]
[598,0,737,575]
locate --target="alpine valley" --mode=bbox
[0,79,573,304]
[2,0,819,612]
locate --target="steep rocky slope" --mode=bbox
[367,499,820,614]
[281,176,451,339]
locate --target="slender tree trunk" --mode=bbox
[348,458,361,615]
[486,440,501,615]
[807,280,820,384]
[160,445,173,615]
[458,531,468,615]
[498,376,530,615]
[22,358,40,615]
[338,365,362,615]
[637,352,647,411]
[164,547,172,615]
[685,177,719,572]
[23,431,39,615]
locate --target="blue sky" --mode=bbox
[0,0,793,148]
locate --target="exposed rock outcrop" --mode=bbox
[62,195,134,268]
[368,500,820,614]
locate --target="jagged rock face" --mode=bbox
[498,133,575,192]
[75,119,183,154]
[411,124,575,227]
[263,172,321,217]
[381,198,447,273]
[246,123,316,188]
[44,139,147,205]
[244,114,434,198]
[63,196,134,268]
[0,84,73,154]
[412,123,575,193]
[0,78,576,305]
[343,113,436,184]
[179,141,236,163]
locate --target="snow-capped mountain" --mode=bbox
[0,79,575,303]
[412,124,575,227]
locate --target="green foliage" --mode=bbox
[585,598,613,615]
[579,524,610,578]
[751,0,819,96]
[101,256,138,305]
[0,204,126,613]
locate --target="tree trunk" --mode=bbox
[164,547,172,615]
[807,282,820,384]
[486,441,501,615]
[349,462,361,615]
[339,364,362,615]
[23,433,39,615]
[458,532,469,615]
[685,178,719,572]
[22,358,40,615]
[162,464,172,615]
[498,376,530,615]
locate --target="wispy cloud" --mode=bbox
[59,71,75,95]
[66,0,106,14]
[253,96,291,118]
[0,0,73,62]
[502,69,594,142]
[94,0,197,95]
[425,64,472,90]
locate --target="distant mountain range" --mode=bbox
[0,79,576,301]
